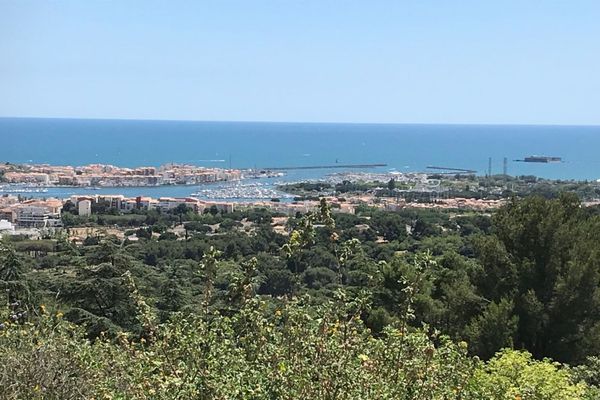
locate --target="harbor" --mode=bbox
[263,163,388,170]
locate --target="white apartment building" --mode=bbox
[16,205,61,228]
[78,199,92,217]
[0,219,15,232]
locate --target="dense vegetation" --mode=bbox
[2,194,600,398]
[280,175,600,201]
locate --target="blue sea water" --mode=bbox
[1,118,600,199]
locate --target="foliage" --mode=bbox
[0,289,594,399]
[3,194,600,398]
[480,194,600,362]
[471,349,588,399]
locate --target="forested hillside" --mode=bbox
[1,194,600,399]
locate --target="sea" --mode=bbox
[1,117,600,200]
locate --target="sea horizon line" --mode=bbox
[1,115,599,129]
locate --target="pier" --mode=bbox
[426,166,477,174]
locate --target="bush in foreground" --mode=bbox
[0,294,594,400]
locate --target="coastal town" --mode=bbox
[0,189,505,241]
[4,0,600,396]
[0,162,242,187]
[3,163,600,241]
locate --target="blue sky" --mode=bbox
[1,1,599,125]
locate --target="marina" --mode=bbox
[191,181,294,201]
[0,184,49,194]
[263,163,388,170]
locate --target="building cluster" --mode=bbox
[0,193,356,234]
[244,198,357,215]
[69,194,236,215]
[0,195,63,229]
[0,190,505,241]
[1,163,242,187]
[314,194,504,212]
[401,197,505,210]
[66,194,359,217]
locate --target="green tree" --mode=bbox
[476,194,600,362]
[465,298,518,359]
[172,203,189,224]
[387,177,396,190]
[0,242,30,304]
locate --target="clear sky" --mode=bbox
[1,1,599,125]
